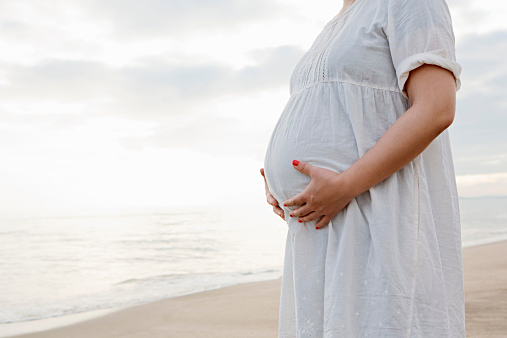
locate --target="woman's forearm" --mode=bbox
[340,65,457,197]
[340,103,451,197]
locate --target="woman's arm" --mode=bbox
[284,64,457,229]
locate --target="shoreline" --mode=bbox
[0,278,283,338]
[462,236,507,249]
[2,239,507,337]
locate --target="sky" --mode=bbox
[0,0,506,215]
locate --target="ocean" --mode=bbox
[0,197,506,333]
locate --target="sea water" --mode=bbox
[0,197,506,331]
[0,203,287,329]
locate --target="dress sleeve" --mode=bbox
[386,0,462,99]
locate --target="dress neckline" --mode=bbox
[329,0,362,23]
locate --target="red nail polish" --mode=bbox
[289,214,293,217]
[316,227,320,230]
[292,160,300,166]
[298,219,302,223]
[283,203,287,207]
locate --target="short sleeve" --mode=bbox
[386,0,462,99]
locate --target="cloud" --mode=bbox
[122,44,304,103]
[0,0,294,71]
[87,0,290,38]
[451,89,507,175]
[0,0,305,164]
[0,45,304,121]
[456,30,507,84]
[118,45,305,153]
[456,172,507,197]
[0,59,115,101]
[447,0,506,37]
[450,29,507,175]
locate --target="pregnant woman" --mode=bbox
[261,0,465,336]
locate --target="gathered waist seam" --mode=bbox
[289,79,403,98]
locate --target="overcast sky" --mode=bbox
[0,0,506,215]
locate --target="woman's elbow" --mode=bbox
[436,97,456,131]
[410,98,456,136]
[437,104,455,131]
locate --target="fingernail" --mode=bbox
[292,160,300,166]
[289,214,293,217]
[298,219,302,223]
[315,227,320,230]
[283,203,287,207]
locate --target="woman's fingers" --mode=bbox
[260,168,280,207]
[283,193,306,208]
[261,168,287,219]
[296,214,332,229]
[266,192,278,206]
[273,205,285,219]
[315,215,332,229]
[292,160,313,176]
[297,211,320,223]
[288,203,312,218]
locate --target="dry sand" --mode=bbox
[462,240,507,337]
[5,240,507,338]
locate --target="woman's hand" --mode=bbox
[260,168,285,220]
[283,160,356,229]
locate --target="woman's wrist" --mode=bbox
[335,168,363,200]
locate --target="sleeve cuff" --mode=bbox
[396,51,462,100]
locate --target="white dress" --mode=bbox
[263,0,465,337]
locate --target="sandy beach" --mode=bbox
[4,239,507,338]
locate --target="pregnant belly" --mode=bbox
[263,88,360,204]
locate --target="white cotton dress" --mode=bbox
[263,0,466,337]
